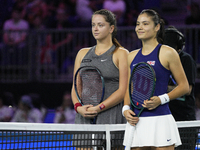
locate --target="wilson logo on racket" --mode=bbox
[135,73,151,95]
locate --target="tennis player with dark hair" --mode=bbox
[71,9,129,124]
[71,9,129,148]
[164,26,197,150]
[122,9,189,150]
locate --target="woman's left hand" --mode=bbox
[87,106,100,113]
[142,96,161,110]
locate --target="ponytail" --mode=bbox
[112,38,122,48]
[157,19,165,44]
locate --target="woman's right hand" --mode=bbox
[124,110,139,126]
[77,105,98,118]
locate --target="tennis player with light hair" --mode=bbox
[122,9,189,150]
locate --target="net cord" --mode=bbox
[0,121,200,149]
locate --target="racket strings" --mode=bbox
[76,69,103,105]
[131,65,155,107]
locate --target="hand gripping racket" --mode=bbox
[74,66,105,124]
[125,62,156,150]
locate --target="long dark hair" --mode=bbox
[139,9,165,44]
[93,9,122,48]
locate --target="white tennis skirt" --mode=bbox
[123,114,181,148]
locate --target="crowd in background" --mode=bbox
[1,0,200,68]
[0,0,157,30]
[0,91,76,123]
[1,0,200,31]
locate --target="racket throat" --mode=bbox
[137,108,145,117]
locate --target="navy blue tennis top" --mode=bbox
[130,44,171,117]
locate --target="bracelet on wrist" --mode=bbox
[74,102,82,113]
[99,103,105,110]
[159,93,170,105]
[122,105,130,116]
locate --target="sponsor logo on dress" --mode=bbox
[101,59,107,62]
[147,61,155,66]
[82,59,92,63]
[132,63,136,67]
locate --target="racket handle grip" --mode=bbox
[125,124,135,150]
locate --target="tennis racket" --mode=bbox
[125,62,156,150]
[74,66,105,124]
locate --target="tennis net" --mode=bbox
[0,121,200,150]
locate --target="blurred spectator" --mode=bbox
[2,6,29,65]
[61,0,78,26]
[12,0,28,19]
[185,2,200,25]
[54,92,76,124]
[28,14,47,75]
[11,95,43,123]
[29,93,47,121]
[39,34,56,65]
[43,0,57,24]
[103,0,126,26]
[76,0,94,27]
[46,2,74,29]
[0,93,15,122]
[23,0,48,25]
[45,5,74,73]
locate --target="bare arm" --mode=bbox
[168,85,192,96]
[165,47,189,99]
[71,48,98,118]
[143,46,189,110]
[123,50,139,126]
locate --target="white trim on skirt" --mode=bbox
[123,114,181,147]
